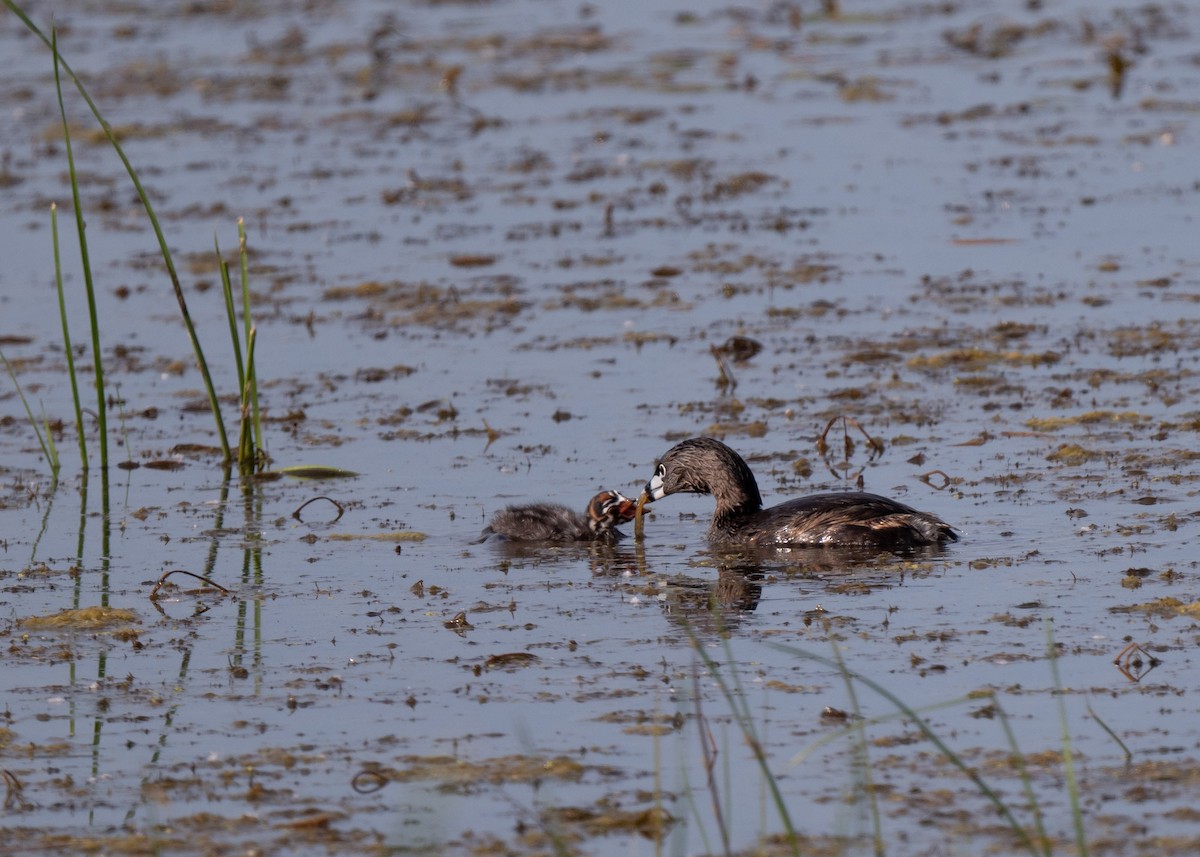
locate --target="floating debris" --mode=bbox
[19,606,138,631]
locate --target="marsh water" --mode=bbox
[3,0,1200,854]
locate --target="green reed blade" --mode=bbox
[39,403,60,475]
[827,633,884,857]
[1046,620,1088,857]
[690,632,800,856]
[51,201,87,470]
[6,1,232,462]
[237,219,263,459]
[215,237,246,395]
[238,327,258,469]
[790,693,967,768]
[1086,700,1131,765]
[0,346,57,478]
[991,694,1051,856]
[770,641,1042,855]
[51,27,106,471]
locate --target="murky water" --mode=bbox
[3,0,1200,854]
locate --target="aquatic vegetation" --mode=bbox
[683,622,1114,857]
[5,1,265,473]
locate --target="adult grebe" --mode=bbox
[644,437,956,548]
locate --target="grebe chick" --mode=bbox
[644,437,956,549]
[474,490,638,543]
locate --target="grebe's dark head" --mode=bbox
[645,437,763,512]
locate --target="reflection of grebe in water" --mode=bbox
[658,567,765,628]
[473,491,638,544]
[644,438,957,549]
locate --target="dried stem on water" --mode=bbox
[149,569,231,600]
[292,496,346,523]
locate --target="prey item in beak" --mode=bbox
[634,489,649,541]
[611,492,638,523]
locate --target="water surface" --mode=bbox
[2,0,1200,854]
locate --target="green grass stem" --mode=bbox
[769,641,1043,855]
[827,635,884,856]
[238,327,258,469]
[991,694,1051,856]
[237,219,263,458]
[0,346,58,479]
[1046,621,1088,857]
[789,693,967,768]
[5,0,232,462]
[1086,700,1131,764]
[691,636,801,857]
[690,666,732,855]
[676,756,715,857]
[51,201,87,470]
[39,404,60,476]
[215,239,245,397]
[218,225,263,472]
[50,28,106,472]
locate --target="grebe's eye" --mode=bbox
[655,463,666,478]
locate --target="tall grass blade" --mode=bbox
[218,225,263,472]
[51,28,106,471]
[1046,620,1088,857]
[6,0,232,461]
[827,633,884,856]
[51,201,87,469]
[237,219,263,459]
[215,238,245,399]
[1086,700,1131,764]
[691,665,731,855]
[789,693,967,767]
[40,404,60,475]
[238,327,258,469]
[690,632,800,856]
[675,756,714,857]
[991,694,1051,856]
[0,346,58,479]
[769,641,1042,855]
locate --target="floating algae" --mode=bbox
[19,606,138,631]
